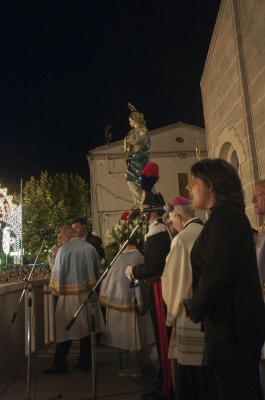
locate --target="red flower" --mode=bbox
[120,211,130,219]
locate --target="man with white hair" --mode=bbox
[44,225,105,374]
[162,197,214,399]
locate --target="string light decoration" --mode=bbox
[0,186,21,265]
[2,227,11,254]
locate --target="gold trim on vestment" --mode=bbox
[50,275,97,295]
[99,296,143,312]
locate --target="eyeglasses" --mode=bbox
[167,214,177,223]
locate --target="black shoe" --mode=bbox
[43,366,68,375]
[75,363,90,372]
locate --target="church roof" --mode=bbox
[89,121,205,154]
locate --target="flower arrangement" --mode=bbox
[104,217,149,267]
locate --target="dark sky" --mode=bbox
[0,1,221,186]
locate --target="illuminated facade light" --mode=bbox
[0,186,22,265]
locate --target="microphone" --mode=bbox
[131,203,174,215]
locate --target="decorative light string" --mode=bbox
[0,186,22,265]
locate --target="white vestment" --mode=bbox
[99,249,155,351]
[162,221,204,366]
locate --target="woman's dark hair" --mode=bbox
[119,233,137,247]
[190,158,245,211]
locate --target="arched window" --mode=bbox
[219,142,239,170]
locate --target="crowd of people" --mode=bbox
[44,158,265,400]
[0,263,50,284]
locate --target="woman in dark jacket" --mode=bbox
[184,158,265,400]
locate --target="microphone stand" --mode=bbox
[11,233,51,400]
[130,273,140,393]
[65,213,148,400]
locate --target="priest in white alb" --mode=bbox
[162,197,209,399]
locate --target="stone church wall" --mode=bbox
[201,0,265,227]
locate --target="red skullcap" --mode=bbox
[171,196,191,206]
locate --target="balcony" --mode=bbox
[0,279,158,399]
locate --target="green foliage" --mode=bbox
[104,219,149,267]
[23,172,89,261]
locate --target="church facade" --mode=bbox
[87,122,207,239]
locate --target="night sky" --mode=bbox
[0,1,221,186]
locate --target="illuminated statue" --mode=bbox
[124,103,151,206]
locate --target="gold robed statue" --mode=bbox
[124,103,151,207]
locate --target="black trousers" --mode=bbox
[208,342,263,400]
[53,335,91,370]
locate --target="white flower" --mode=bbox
[114,225,120,233]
